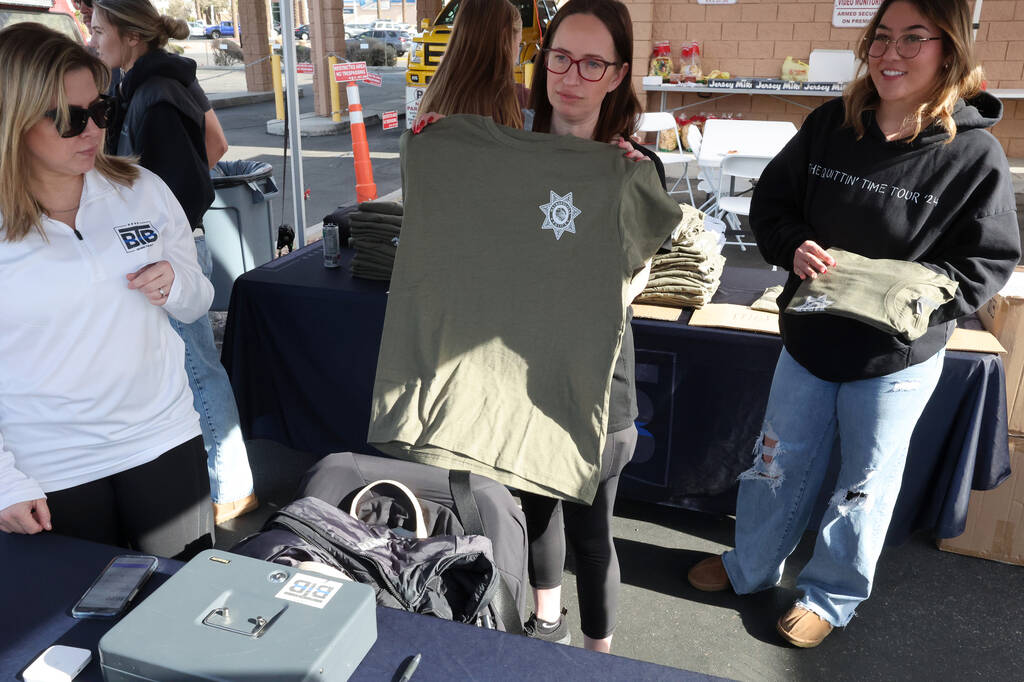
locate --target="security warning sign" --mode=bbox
[333,61,368,82]
[833,0,882,27]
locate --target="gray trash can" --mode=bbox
[205,160,280,310]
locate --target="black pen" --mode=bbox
[397,652,421,682]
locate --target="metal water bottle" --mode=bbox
[322,219,340,268]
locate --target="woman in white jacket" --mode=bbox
[0,23,215,559]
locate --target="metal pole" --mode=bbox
[279,0,307,246]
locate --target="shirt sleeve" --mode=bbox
[0,432,46,513]
[146,171,215,323]
[921,163,1021,324]
[749,113,818,269]
[135,103,212,230]
[629,140,667,190]
[618,160,682,276]
[187,79,213,112]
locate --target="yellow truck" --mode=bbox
[405,0,558,127]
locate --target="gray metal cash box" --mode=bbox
[99,550,376,681]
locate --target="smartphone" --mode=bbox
[71,554,159,619]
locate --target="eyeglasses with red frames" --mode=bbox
[44,95,114,138]
[543,48,620,82]
[866,33,943,59]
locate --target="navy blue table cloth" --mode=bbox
[0,533,712,681]
[222,245,1011,544]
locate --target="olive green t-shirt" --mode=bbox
[368,115,681,504]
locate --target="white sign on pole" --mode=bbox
[405,85,426,129]
[832,0,882,28]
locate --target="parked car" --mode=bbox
[345,35,397,66]
[204,20,235,39]
[369,20,408,32]
[295,24,309,40]
[188,20,205,38]
[355,28,408,56]
[0,0,85,43]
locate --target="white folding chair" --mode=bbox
[685,125,720,214]
[637,112,696,205]
[717,154,773,251]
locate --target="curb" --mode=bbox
[210,87,306,109]
[265,110,407,137]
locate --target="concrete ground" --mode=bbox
[200,67,1024,680]
[214,438,1024,682]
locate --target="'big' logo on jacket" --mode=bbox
[115,223,159,252]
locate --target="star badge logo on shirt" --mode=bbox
[539,190,582,240]
[792,294,835,312]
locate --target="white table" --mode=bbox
[698,118,798,168]
[696,119,798,249]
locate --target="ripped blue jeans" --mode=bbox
[722,347,944,627]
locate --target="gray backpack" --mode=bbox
[232,493,523,633]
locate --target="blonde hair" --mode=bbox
[93,0,189,50]
[844,0,984,142]
[0,23,138,242]
[417,0,524,129]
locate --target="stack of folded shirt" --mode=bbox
[635,204,726,309]
[350,200,403,281]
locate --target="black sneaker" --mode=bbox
[523,608,571,645]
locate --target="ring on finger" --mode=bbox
[158,287,166,297]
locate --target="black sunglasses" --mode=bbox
[44,95,114,138]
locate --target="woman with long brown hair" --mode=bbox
[687,0,1019,648]
[395,0,671,653]
[413,0,523,130]
[515,0,666,653]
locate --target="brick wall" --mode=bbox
[627,0,1024,155]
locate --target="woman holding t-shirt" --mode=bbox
[687,0,1019,648]
[410,0,669,653]
[516,0,667,653]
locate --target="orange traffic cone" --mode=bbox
[346,82,378,203]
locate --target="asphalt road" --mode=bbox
[213,85,405,241]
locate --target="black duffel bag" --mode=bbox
[231,453,527,634]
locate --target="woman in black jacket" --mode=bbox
[687,0,1019,648]
[90,0,257,524]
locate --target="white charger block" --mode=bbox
[23,645,91,682]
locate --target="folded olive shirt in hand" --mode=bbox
[784,248,957,342]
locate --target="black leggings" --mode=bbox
[45,435,214,560]
[519,425,637,640]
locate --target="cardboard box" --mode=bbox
[938,436,1024,565]
[976,267,1024,434]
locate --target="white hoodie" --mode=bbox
[0,167,214,511]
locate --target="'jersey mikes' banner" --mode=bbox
[833,0,883,28]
